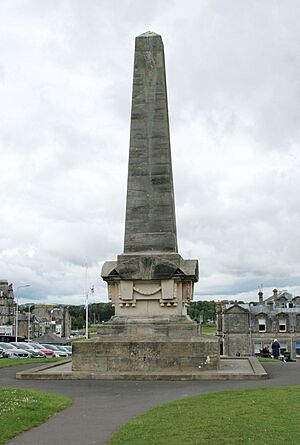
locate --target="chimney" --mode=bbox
[258,291,263,304]
[273,289,278,299]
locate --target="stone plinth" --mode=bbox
[72,336,219,374]
[102,253,198,318]
[97,315,199,337]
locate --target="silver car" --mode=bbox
[11,342,46,358]
[0,342,32,358]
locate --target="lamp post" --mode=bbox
[28,304,32,341]
[50,308,60,334]
[15,284,30,341]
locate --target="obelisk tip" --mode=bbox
[137,31,161,38]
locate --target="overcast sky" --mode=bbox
[1,0,300,305]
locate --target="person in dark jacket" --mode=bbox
[271,339,281,359]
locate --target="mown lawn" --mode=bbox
[0,387,71,444]
[201,324,216,335]
[109,386,300,445]
[0,357,66,369]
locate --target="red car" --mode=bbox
[30,342,56,358]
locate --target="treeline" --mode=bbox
[188,301,216,322]
[69,300,216,329]
[69,303,115,329]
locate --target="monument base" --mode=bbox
[97,315,200,337]
[72,335,220,374]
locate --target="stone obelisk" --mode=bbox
[73,32,219,377]
[124,31,177,254]
[102,32,199,322]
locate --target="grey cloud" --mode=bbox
[1,0,300,303]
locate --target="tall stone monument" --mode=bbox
[73,32,219,377]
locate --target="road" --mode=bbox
[1,361,300,445]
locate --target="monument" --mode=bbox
[73,32,219,377]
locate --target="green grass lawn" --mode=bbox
[0,357,66,369]
[0,387,71,444]
[108,386,300,445]
[201,324,216,335]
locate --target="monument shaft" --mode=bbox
[101,31,198,319]
[124,32,177,253]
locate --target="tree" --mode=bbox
[188,301,216,322]
[69,303,115,329]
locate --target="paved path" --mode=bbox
[1,361,300,445]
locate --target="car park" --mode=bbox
[0,342,31,358]
[11,342,46,358]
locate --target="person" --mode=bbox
[271,339,280,359]
[260,346,271,358]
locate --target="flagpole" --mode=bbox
[84,263,89,340]
[85,291,89,340]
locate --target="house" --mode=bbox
[0,280,15,337]
[0,281,71,340]
[216,289,300,359]
[17,305,71,339]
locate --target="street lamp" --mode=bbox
[27,304,33,341]
[50,308,60,334]
[15,284,30,341]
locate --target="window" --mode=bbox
[279,319,286,332]
[0,291,3,297]
[296,342,300,357]
[258,318,266,332]
[254,342,262,354]
[288,303,294,308]
[279,341,287,354]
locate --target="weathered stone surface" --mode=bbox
[97,316,199,337]
[16,357,268,381]
[102,253,198,281]
[100,32,199,320]
[73,337,220,373]
[124,32,177,254]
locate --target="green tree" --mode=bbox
[69,303,115,329]
[188,301,216,322]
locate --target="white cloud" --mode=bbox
[1,0,300,304]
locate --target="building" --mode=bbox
[0,280,15,337]
[0,280,71,340]
[217,289,300,360]
[32,305,71,338]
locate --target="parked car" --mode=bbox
[0,342,31,358]
[11,342,46,358]
[55,345,72,356]
[40,344,68,357]
[29,342,56,358]
[61,345,72,356]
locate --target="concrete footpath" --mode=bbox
[1,361,300,445]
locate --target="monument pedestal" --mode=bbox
[73,315,220,375]
[72,335,219,375]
